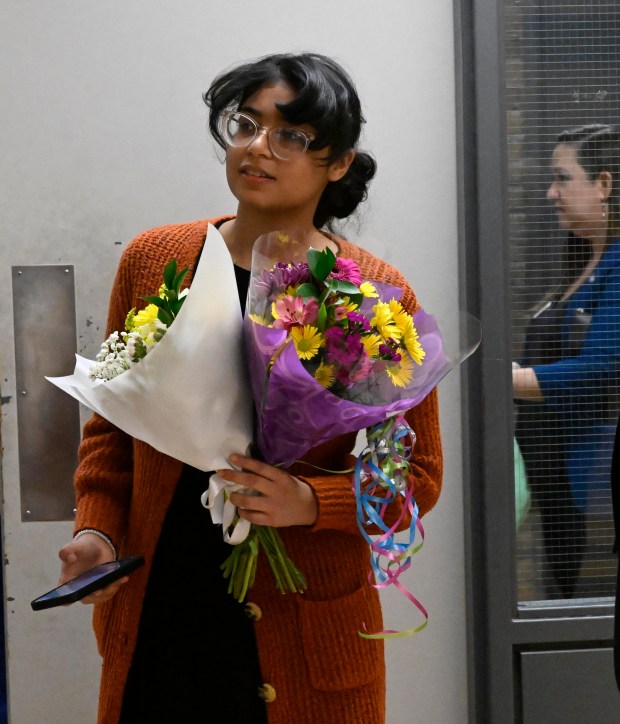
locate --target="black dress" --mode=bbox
[119,265,267,723]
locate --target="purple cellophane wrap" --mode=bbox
[245,308,450,468]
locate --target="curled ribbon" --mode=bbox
[354,415,427,639]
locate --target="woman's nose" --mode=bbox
[547,183,558,200]
[247,128,272,156]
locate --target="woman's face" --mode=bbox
[224,82,351,224]
[547,143,606,237]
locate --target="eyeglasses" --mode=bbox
[219,111,315,161]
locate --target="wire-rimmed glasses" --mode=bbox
[219,111,315,161]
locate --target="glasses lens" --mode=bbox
[270,128,310,160]
[223,113,257,147]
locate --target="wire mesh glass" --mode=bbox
[507,0,619,606]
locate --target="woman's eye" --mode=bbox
[276,128,306,147]
[237,121,255,136]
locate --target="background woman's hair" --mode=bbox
[203,52,377,229]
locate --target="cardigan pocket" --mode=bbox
[296,585,384,691]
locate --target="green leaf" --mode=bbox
[319,277,337,302]
[170,298,186,317]
[295,282,319,300]
[317,302,328,332]
[162,259,177,290]
[141,295,167,309]
[347,293,364,309]
[307,247,336,283]
[172,266,189,293]
[157,308,174,326]
[332,280,361,295]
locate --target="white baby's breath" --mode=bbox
[89,325,168,381]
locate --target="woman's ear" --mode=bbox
[327,150,356,183]
[598,170,613,201]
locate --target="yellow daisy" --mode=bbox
[371,301,401,341]
[290,325,323,360]
[361,333,383,357]
[402,319,426,364]
[385,354,414,387]
[360,281,379,298]
[249,312,269,326]
[389,299,411,333]
[314,362,336,388]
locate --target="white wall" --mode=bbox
[0,2,466,722]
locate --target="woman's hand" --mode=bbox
[217,453,318,527]
[58,533,128,605]
[512,363,544,401]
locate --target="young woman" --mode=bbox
[514,124,620,598]
[57,53,443,723]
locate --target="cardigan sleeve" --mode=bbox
[293,387,442,536]
[73,233,158,549]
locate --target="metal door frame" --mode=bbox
[454,1,617,721]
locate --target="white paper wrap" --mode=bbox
[46,223,253,473]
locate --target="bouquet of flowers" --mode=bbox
[46,224,253,472]
[208,231,480,635]
[89,259,189,381]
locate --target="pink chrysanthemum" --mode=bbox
[329,258,363,286]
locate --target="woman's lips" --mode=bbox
[240,167,275,181]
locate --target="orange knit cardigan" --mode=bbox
[74,217,443,724]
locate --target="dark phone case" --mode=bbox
[31,555,145,610]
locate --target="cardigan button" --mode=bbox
[244,602,262,621]
[258,683,276,703]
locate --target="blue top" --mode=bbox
[533,237,620,509]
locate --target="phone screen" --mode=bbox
[44,561,124,600]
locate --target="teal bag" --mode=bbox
[514,438,531,528]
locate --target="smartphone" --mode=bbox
[31,555,145,611]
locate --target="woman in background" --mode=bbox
[514,124,620,598]
[56,53,443,723]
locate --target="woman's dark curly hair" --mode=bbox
[203,52,376,229]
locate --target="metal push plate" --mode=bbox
[12,265,80,521]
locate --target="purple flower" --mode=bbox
[346,311,371,332]
[378,340,402,361]
[254,262,310,300]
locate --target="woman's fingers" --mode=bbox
[217,453,318,527]
[80,577,129,605]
